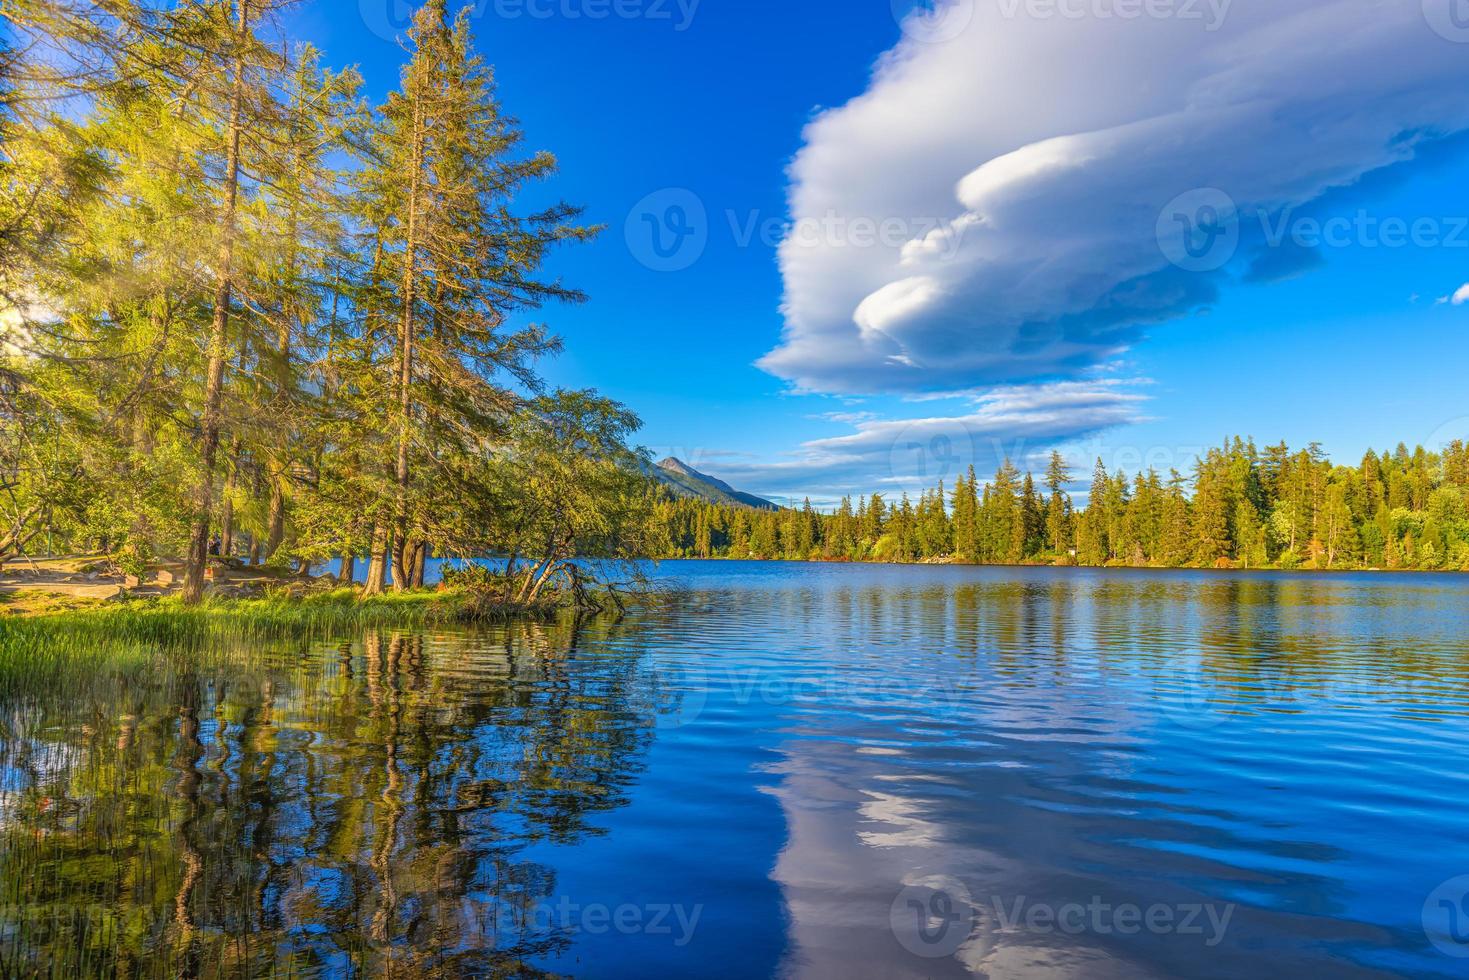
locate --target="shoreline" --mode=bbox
[5,552,1463,623]
[7,555,1460,620]
[0,584,552,629]
[650,555,1468,576]
[0,588,564,692]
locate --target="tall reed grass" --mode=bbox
[0,589,466,693]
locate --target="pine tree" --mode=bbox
[1235,497,1267,567]
[1044,450,1073,556]
[1158,470,1192,566]
[358,0,592,592]
[952,467,978,560]
[1083,459,1111,562]
[1320,480,1359,568]
[182,0,267,601]
[986,459,1020,562]
[1191,452,1234,566]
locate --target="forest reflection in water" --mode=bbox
[4,563,1469,978]
[0,618,668,977]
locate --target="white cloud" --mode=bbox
[1452,283,1469,305]
[852,276,944,344]
[759,0,1469,394]
[812,410,881,425]
[702,378,1152,505]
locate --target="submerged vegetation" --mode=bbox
[654,437,1469,572]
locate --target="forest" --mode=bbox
[653,439,1469,572]
[1,0,662,605]
[5,4,1468,612]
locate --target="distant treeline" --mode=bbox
[652,439,1469,571]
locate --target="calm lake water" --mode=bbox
[4,561,1469,977]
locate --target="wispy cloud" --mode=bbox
[697,378,1152,506]
[811,410,882,425]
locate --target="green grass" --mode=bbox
[0,581,591,695]
[0,588,486,693]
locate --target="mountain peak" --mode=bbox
[651,457,780,511]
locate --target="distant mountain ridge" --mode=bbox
[651,457,781,511]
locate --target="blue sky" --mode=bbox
[293,0,1469,507]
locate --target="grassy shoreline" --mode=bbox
[0,588,554,692]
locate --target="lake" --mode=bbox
[4,561,1469,977]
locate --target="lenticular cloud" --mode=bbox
[759,0,1469,395]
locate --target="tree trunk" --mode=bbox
[524,557,562,605]
[264,177,298,564]
[502,549,519,603]
[391,530,410,591]
[183,0,249,604]
[518,535,564,604]
[0,517,44,569]
[265,478,285,559]
[410,541,427,589]
[363,525,389,596]
[220,439,240,557]
[391,91,424,592]
[338,553,355,585]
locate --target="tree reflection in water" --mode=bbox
[0,618,662,977]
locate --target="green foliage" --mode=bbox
[0,0,651,605]
[650,435,1469,573]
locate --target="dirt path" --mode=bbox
[0,555,335,614]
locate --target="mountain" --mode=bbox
[651,457,781,511]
